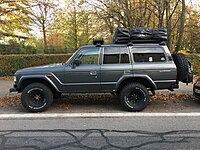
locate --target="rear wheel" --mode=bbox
[120,83,150,111]
[110,92,117,96]
[21,83,53,112]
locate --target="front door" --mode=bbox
[64,47,101,92]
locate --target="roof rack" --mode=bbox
[93,39,104,47]
[126,41,166,46]
[113,28,167,45]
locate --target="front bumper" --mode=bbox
[9,87,17,93]
[193,86,200,98]
[9,84,18,93]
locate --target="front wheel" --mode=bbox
[53,92,62,99]
[21,83,53,112]
[120,83,150,111]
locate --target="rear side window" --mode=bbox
[103,47,130,64]
[132,47,166,63]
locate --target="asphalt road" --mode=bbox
[0,116,200,149]
[0,80,199,149]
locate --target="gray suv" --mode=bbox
[10,43,192,112]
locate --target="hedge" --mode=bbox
[0,54,71,76]
[0,53,199,76]
[186,54,200,76]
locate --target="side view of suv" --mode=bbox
[10,28,193,112]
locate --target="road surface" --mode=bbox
[0,80,199,149]
[0,115,200,149]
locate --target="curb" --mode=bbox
[1,112,200,120]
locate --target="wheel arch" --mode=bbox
[116,75,157,92]
[18,76,60,93]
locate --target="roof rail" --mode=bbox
[159,41,166,45]
[93,39,104,47]
[126,40,166,46]
[127,42,134,46]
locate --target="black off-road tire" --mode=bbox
[53,92,62,99]
[120,83,150,111]
[110,92,117,96]
[21,83,53,112]
[172,53,192,83]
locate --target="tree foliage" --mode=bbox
[0,0,199,53]
[48,0,105,52]
[46,0,200,52]
[28,0,59,50]
[0,0,31,37]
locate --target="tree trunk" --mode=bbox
[42,24,47,52]
[74,16,78,50]
[73,0,78,51]
[175,0,186,53]
[139,0,143,27]
[158,0,166,28]
[166,0,172,50]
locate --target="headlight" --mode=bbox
[13,76,17,82]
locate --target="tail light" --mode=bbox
[195,79,200,86]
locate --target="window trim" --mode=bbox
[72,47,101,65]
[102,46,131,65]
[131,47,167,63]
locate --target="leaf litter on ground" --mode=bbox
[0,93,198,109]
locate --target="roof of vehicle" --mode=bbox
[81,43,166,49]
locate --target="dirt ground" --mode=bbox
[0,79,199,113]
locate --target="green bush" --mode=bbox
[0,40,37,54]
[0,53,199,77]
[45,48,68,54]
[0,54,71,76]
[186,54,200,75]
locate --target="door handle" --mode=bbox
[159,70,171,73]
[124,70,131,74]
[90,71,97,76]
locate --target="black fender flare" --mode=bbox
[115,74,157,91]
[17,75,61,92]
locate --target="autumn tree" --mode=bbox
[183,4,200,52]
[86,0,194,51]
[175,0,186,52]
[48,0,104,52]
[29,0,59,51]
[0,0,31,38]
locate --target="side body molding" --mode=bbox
[115,74,157,90]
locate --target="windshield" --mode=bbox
[65,49,79,64]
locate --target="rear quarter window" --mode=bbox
[132,47,166,63]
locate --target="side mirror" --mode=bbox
[73,59,81,67]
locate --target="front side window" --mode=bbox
[103,47,130,64]
[76,47,100,65]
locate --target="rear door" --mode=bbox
[100,46,132,91]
